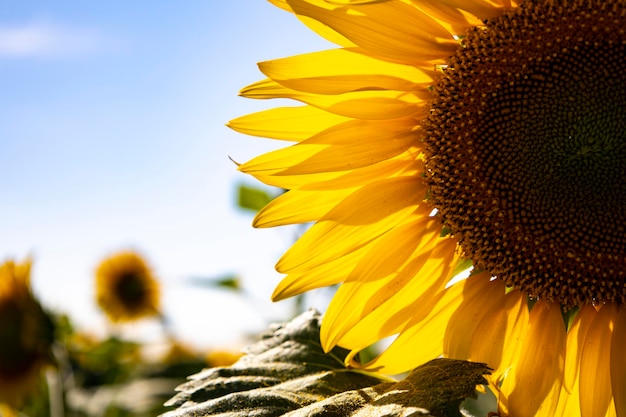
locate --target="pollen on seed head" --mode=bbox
[423,0,626,306]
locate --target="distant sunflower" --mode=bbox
[95,251,161,323]
[0,259,54,407]
[232,0,626,415]
[205,349,243,368]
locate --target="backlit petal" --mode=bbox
[470,286,528,382]
[276,176,427,272]
[254,188,355,228]
[611,306,626,417]
[357,279,468,374]
[228,106,349,142]
[500,301,565,417]
[444,274,529,380]
[580,303,617,417]
[243,119,420,177]
[259,48,437,95]
[242,151,418,189]
[444,273,503,360]
[322,219,459,351]
[240,78,427,119]
[435,0,513,20]
[267,0,357,47]
[284,0,458,64]
[554,305,596,417]
[271,243,370,300]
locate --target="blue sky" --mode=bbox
[0,2,333,347]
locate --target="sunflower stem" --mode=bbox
[46,367,65,417]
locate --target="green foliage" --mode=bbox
[185,274,242,292]
[562,305,581,332]
[14,311,209,417]
[162,310,491,417]
[451,258,473,278]
[162,310,386,417]
[17,374,51,417]
[237,184,276,212]
[70,336,141,387]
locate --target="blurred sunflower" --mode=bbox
[0,259,54,408]
[231,0,626,416]
[205,349,243,368]
[95,251,161,323]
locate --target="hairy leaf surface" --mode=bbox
[162,310,490,417]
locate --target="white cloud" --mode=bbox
[0,21,112,58]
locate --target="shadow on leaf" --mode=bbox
[161,309,491,417]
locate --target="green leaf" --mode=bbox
[562,305,581,332]
[277,358,491,417]
[161,310,491,417]
[186,275,242,292]
[237,184,275,212]
[162,310,385,416]
[451,258,473,279]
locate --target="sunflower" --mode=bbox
[205,349,243,368]
[0,259,54,408]
[231,0,626,415]
[95,251,161,323]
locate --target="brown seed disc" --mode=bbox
[424,0,626,305]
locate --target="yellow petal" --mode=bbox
[500,301,565,417]
[285,0,458,64]
[271,244,368,300]
[563,306,596,393]
[555,376,582,417]
[282,123,419,174]
[443,274,522,371]
[240,141,331,174]
[259,48,436,95]
[240,78,427,119]
[276,176,427,272]
[321,216,457,350]
[553,305,596,417]
[411,0,484,34]
[300,154,419,190]
[0,258,33,300]
[254,187,355,228]
[228,106,349,141]
[357,279,468,374]
[320,225,436,348]
[303,117,419,146]
[242,119,419,178]
[469,286,528,381]
[580,303,617,417]
[267,0,357,47]
[242,150,418,189]
[443,273,497,360]
[611,305,626,417]
[239,164,339,189]
[336,236,459,351]
[437,0,511,20]
[323,0,395,3]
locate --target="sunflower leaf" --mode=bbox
[237,184,275,212]
[161,309,491,417]
[185,274,242,292]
